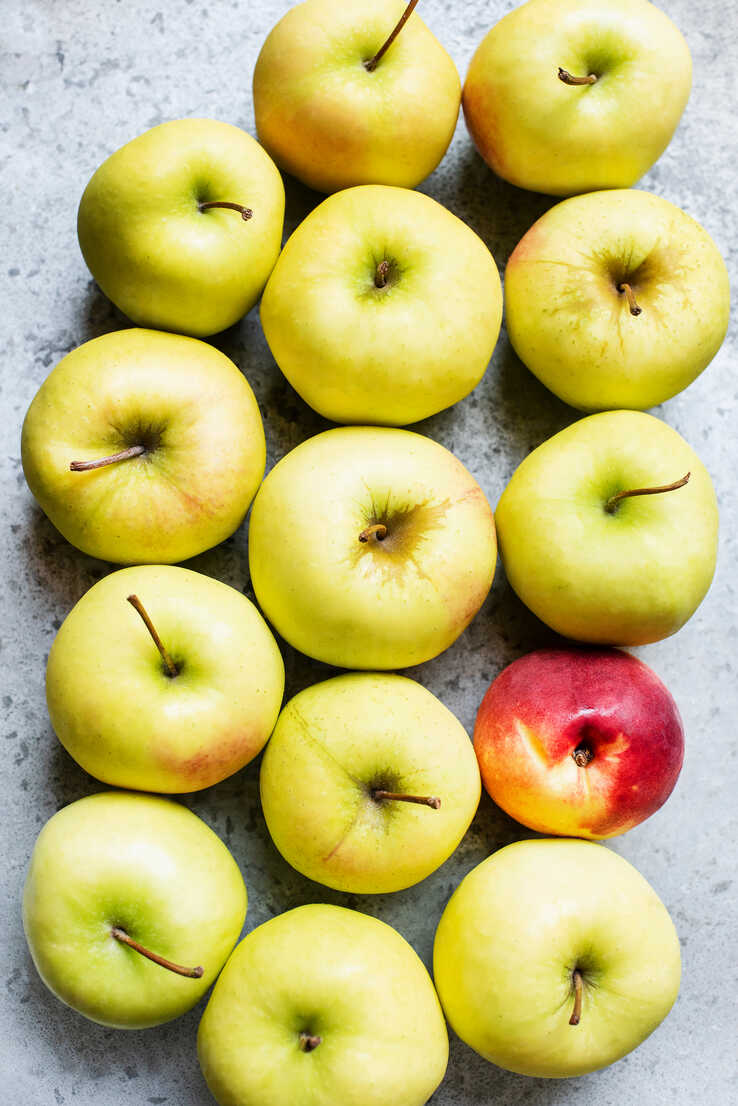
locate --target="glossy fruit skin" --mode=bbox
[21,328,265,564]
[495,410,718,645]
[23,792,247,1028]
[505,190,730,410]
[463,0,691,196]
[78,118,284,336]
[261,185,502,425]
[260,673,480,893]
[248,426,497,669]
[198,903,449,1106]
[433,838,681,1077]
[253,0,460,193]
[474,647,684,839]
[47,565,285,793]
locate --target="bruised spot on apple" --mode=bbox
[474,648,685,839]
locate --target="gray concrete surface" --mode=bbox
[1,1,736,1103]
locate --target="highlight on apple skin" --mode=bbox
[474,647,685,839]
[253,0,461,194]
[433,838,681,1078]
[20,328,266,565]
[505,189,730,411]
[248,426,497,669]
[78,118,285,337]
[260,672,481,893]
[463,0,692,196]
[198,903,449,1106]
[23,792,247,1029]
[495,410,719,646]
[46,565,285,794]
[261,184,502,426]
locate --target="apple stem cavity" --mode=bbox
[359,523,388,543]
[569,968,583,1025]
[69,444,146,472]
[111,926,203,978]
[618,281,643,316]
[299,1032,322,1052]
[364,0,420,71]
[605,472,691,515]
[126,594,179,678]
[372,789,441,809]
[198,201,253,221]
[557,67,597,86]
[375,259,391,288]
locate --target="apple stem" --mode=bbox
[126,594,179,678]
[69,444,146,472]
[111,926,203,978]
[198,201,253,221]
[605,472,690,515]
[359,523,388,543]
[572,745,594,767]
[375,259,391,288]
[558,67,597,86]
[372,790,441,809]
[299,1032,322,1051]
[569,968,583,1025]
[364,0,420,71]
[618,282,642,316]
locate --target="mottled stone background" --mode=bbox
[1,1,736,1103]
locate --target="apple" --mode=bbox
[248,426,497,668]
[463,0,692,196]
[21,328,266,564]
[23,791,247,1029]
[474,647,684,839]
[198,903,448,1106]
[253,0,460,193]
[46,565,284,793]
[77,118,284,337]
[505,189,730,411]
[260,672,480,893]
[495,410,718,644]
[261,184,502,425]
[433,838,681,1077]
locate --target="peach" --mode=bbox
[473,648,684,839]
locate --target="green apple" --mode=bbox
[248,427,497,668]
[78,118,284,337]
[253,0,460,193]
[495,410,718,644]
[23,792,247,1029]
[505,189,730,410]
[198,903,448,1106]
[46,565,284,793]
[260,673,480,893]
[261,185,502,425]
[463,0,692,196]
[433,838,681,1077]
[21,328,265,564]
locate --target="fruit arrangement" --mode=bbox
[11,0,732,1102]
